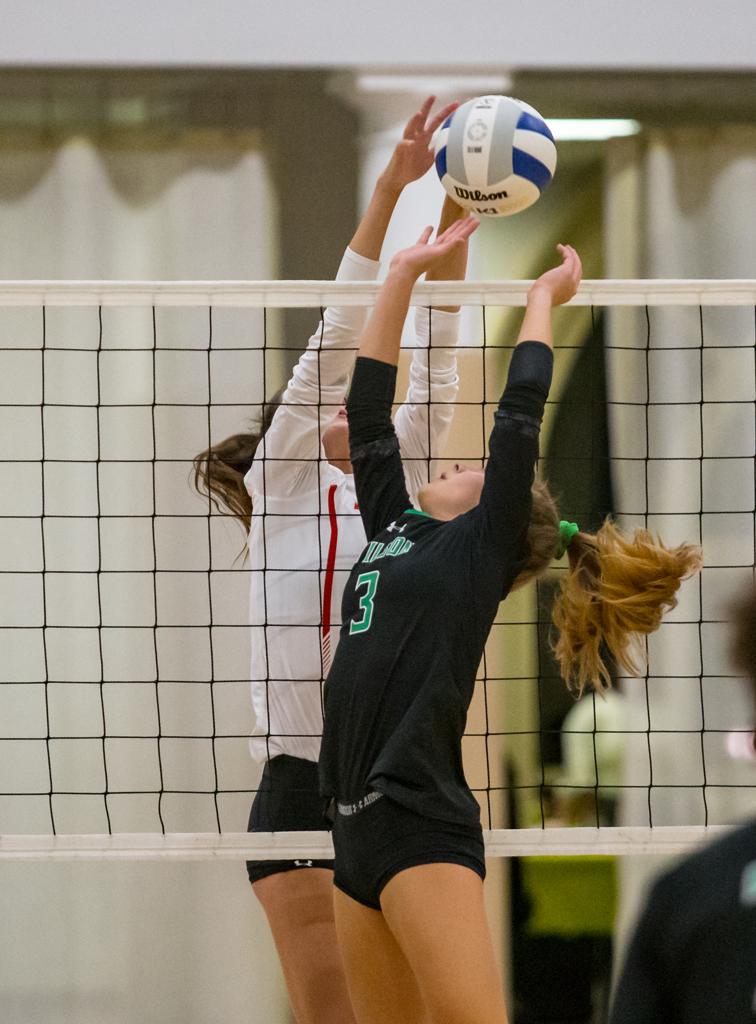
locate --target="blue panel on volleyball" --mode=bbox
[441,113,454,130]
[512,148,553,192]
[435,146,447,180]
[516,110,555,142]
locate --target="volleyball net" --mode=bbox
[0,279,754,860]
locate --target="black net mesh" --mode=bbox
[0,293,754,845]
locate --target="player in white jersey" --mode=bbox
[194,97,469,1024]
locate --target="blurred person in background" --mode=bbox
[610,584,756,1024]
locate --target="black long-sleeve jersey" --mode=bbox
[610,819,756,1024]
[318,341,553,827]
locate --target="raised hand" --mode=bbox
[381,95,459,192]
[389,217,479,280]
[357,216,477,365]
[529,244,583,307]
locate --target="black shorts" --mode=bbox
[332,792,486,910]
[246,754,333,885]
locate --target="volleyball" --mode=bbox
[434,95,557,216]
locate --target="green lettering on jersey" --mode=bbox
[349,570,380,635]
[361,537,414,564]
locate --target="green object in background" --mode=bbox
[522,856,618,937]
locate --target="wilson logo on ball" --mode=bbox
[454,186,508,202]
[434,95,557,217]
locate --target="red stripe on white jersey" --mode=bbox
[321,484,339,674]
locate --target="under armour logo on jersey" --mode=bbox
[386,521,406,534]
[294,859,314,868]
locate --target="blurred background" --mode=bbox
[0,3,754,1022]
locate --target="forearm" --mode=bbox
[498,341,553,420]
[516,287,554,350]
[423,197,468,312]
[346,358,409,537]
[395,308,460,484]
[246,246,380,496]
[347,356,398,440]
[291,246,380,390]
[475,342,553,555]
[407,305,460,392]
[357,268,416,367]
[358,212,476,368]
[348,176,402,262]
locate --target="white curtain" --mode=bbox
[0,129,277,279]
[0,129,290,1024]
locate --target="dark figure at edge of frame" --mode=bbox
[610,583,756,1024]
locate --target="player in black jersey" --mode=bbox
[319,220,702,1024]
[610,584,756,1024]
[318,217,575,1023]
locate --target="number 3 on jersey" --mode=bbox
[349,570,380,635]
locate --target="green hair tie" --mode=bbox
[556,520,579,559]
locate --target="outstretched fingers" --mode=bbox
[404,95,436,137]
[531,242,583,306]
[404,95,459,141]
[436,214,479,247]
[558,243,583,290]
[391,216,478,280]
[415,216,477,252]
[426,100,458,136]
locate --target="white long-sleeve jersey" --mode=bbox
[244,247,461,763]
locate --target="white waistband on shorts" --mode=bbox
[336,792,383,816]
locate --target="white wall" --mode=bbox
[0,0,754,69]
[0,861,289,1024]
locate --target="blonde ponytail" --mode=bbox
[551,521,703,695]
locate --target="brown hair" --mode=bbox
[551,522,703,695]
[511,479,561,589]
[510,479,703,695]
[192,387,285,534]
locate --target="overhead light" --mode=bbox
[547,119,641,141]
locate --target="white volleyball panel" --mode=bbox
[434,94,556,216]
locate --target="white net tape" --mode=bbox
[0,279,752,306]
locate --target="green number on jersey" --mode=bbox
[349,570,380,635]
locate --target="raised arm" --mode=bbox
[356,217,479,366]
[348,217,479,538]
[395,196,469,498]
[470,245,582,571]
[246,97,458,500]
[514,244,582,350]
[350,97,458,262]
